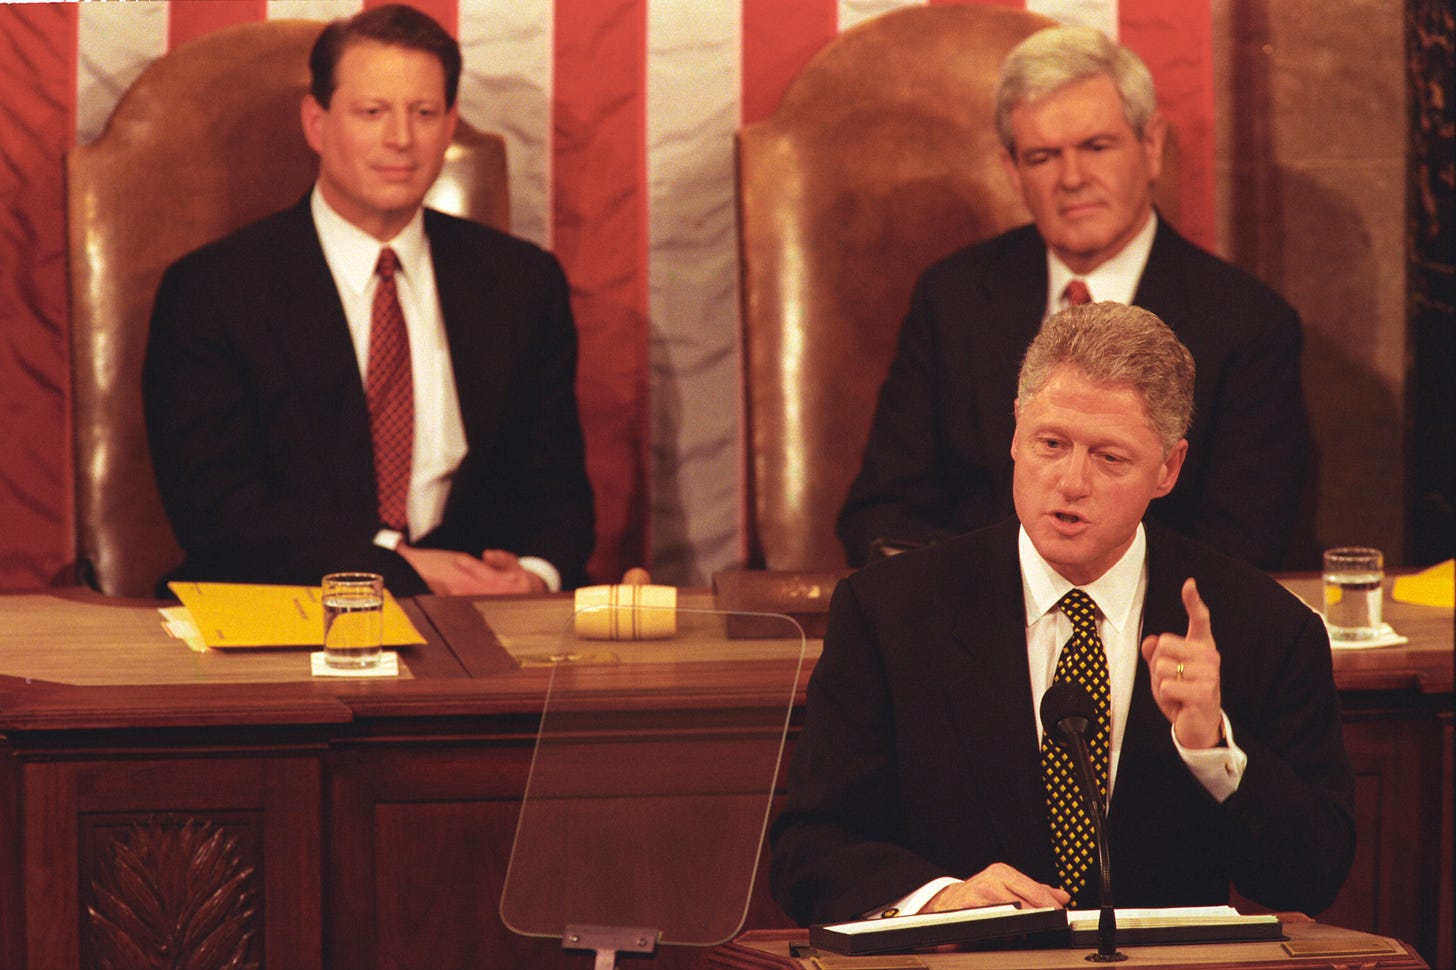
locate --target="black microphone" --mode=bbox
[1040,680,1125,963]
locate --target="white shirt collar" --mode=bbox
[1045,210,1158,312]
[310,186,429,298]
[1019,522,1147,638]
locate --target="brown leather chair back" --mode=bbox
[737,5,1177,571]
[67,19,510,597]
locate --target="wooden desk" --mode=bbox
[707,917,1428,969]
[0,578,1449,970]
[1270,575,1453,970]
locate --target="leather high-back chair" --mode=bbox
[737,5,1177,571]
[68,19,509,598]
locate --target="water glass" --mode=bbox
[1322,548,1384,641]
[322,572,384,668]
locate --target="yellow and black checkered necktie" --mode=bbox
[1040,588,1111,908]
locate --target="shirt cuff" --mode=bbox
[1173,711,1247,803]
[517,556,561,593]
[867,877,962,919]
[373,528,404,551]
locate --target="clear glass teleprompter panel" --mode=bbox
[500,607,806,951]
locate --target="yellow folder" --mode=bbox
[168,581,427,649]
[1391,559,1454,609]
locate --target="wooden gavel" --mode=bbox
[572,568,678,640]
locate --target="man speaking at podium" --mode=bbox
[770,303,1353,926]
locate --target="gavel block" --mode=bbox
[573,580,677,640]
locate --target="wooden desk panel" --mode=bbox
[0,578,1449,970]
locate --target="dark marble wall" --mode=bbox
[1212,0,1411,566]
[1405,0,1454,566]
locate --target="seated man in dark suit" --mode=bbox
[144,4,594,597]
[772,302,1352,925]
[838,25,1311,572]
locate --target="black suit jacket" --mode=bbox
[770,519,1354,926]
[838,220,1312,571]
[144,197,594,595]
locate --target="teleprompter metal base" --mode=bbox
[563,924,659,970]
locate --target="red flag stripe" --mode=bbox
[740,0,836,126]
[1120,0,1216,249]
[169,0,266,47]
[0,2,78,587]
[553,0,651,579]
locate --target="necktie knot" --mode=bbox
[1062,279,1092,306]
[376,247,400,281]
[1058,588,1098,631]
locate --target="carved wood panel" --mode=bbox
[21,754,321,970]
[84,814,261,970]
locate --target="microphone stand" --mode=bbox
[1055,719,1126,964]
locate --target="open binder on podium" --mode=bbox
[500,605,807,969]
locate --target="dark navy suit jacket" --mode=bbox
[770,519,1353,926]
[144,196,594,595]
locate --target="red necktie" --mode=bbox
[367,247,412,532]
[1062,279,1092,307]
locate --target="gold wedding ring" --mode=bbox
[1175,661,1185,680]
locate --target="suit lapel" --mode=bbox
[990,226,1050,360]
[1111,527,1192,826]
[266,200,376,497]
[944,524,1059,881]
[426,211,510,447]
[1129,217,1193,330]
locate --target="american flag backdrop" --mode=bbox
[0,0,1212,588]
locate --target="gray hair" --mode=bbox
[995,25,1158,154]
[1016,302,1194,454]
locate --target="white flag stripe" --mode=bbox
[1027,0,1118,37]
[645,0,743,580]
[458,0,554,246]
[841,0,924,34]
[75,1,166,145]
[266,1,363,23]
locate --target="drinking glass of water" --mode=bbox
[1321,548,1384,641]
[322,572,385,668]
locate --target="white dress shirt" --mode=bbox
[1044,210,1158,317]
[311,188,559,590]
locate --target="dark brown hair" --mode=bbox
[309,4,462,109]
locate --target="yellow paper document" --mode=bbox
[1392,559,1454,609]
[168,582,426,649]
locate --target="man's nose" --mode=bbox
[384,110,413,147]
[1058,150,1085,187]
[1056,449,1093,496]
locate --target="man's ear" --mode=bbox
[1154,438,1188,498]
[1141,110,1168,184]
[300,94,325,154]
[1000,147,1023,197]
[1009,398,1022,461]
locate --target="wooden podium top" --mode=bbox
[707,916,1428,969]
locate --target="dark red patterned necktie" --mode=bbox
[1062,279,1092,306]
[367,247,412,532]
